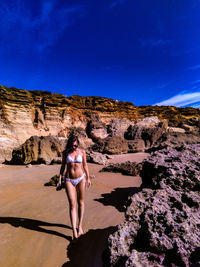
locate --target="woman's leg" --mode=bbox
[65,181,78,239]
[76,177,86,236]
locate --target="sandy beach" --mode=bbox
[0,153,148,267]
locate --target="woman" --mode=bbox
[57,134,91,240]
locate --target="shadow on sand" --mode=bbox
[94,187,141,212]
[0,217,72,241]
[62,226,117,267]
[62,187,140,266]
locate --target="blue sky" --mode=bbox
[0,0,200,107]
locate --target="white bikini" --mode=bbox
[64,150,86,186]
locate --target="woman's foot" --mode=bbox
[78,227,84,237]
[72,229,78,239]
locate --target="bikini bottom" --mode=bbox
[64,173,86,186]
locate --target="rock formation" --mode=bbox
[107,118,133,138]
[147,132,200,153]
[86,151,110,165]
[1,85,200,163]
[141,144,200,191]
[7,135,66,165]
[91,136,130,154]
[0,85,137,162]
[44,174,65,188]
[108,188,200,267]
[107,144,200,267]
[124,116,168,148]
[100,161,142,176]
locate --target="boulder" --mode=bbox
[91,136,129,154]
[147,132,200,152]
[169,117,200,135]
[86,118,108,140]
[50,157,62,164]
[141,144,200,191]
[103,137,129,154]
[44,174,65,189]
[107,118,132,138]
[100,161,142,176]
[7,135,66,165]
[86,151,110,165]
[167,127,185,133]
[124,116,168,148]
[128,139,145,152]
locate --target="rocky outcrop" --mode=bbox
[107,118,133,138]
[169,117,200,135]
[107,144,200,266]
[108,187,200,267]
[86,119,108,140]
[124,116,168,148]
[100,161,142,176]
[127,139,145,152]
[7,135,66,165]
[141,144,200,191]
[44,174,65,188]
[86,151,110,165]
[91,136,129,154]
[147,132,200,152]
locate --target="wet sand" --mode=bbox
[0,153,149,267]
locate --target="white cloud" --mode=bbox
[154,91,200,107]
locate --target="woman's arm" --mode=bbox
[82,150,91,187]
[58,152,66,185]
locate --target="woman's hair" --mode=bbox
[63,133,80,157]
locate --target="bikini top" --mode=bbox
[66,150,83,163]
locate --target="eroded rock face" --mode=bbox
[100,161,142,176]
[92,136,129,154]
[107,144,200,267]
[8,135,66,165]
[86,151,110,165]
[86,120,108,140]
[141,144,200,191]
[127,139,145,152]
[147,132,200,153]
[108,188,200,267]
[169,117,200,135]
[124,116,168,148]
[107,118,132,138]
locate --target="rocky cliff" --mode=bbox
[0,85,200,163]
